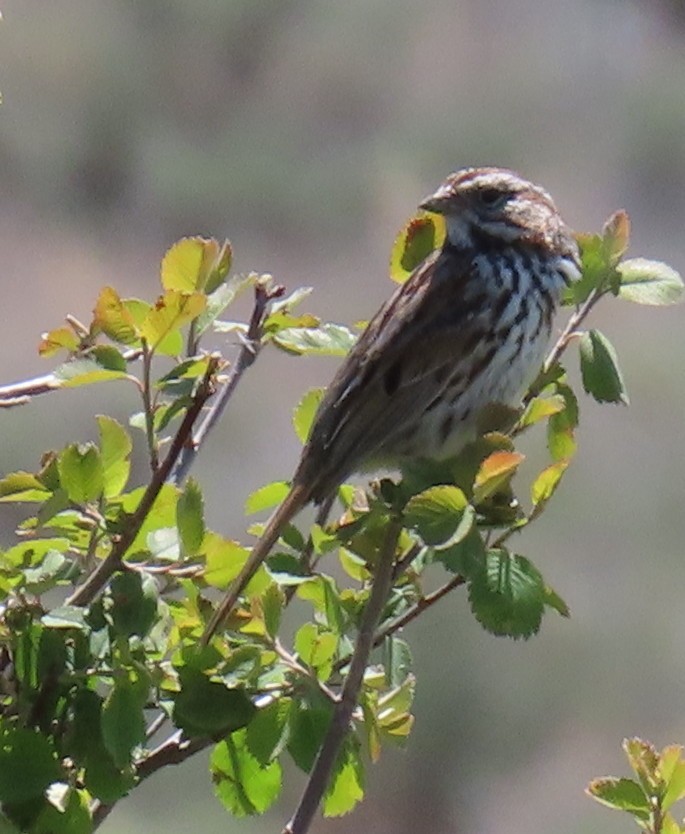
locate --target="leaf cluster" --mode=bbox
[589,738,685,834]
[0,212,681,833]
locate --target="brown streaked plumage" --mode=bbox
[201,167,580,644]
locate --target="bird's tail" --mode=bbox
[200,482,310,645]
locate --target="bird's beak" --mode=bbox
[419,185,458,215]
[419,196,445,214]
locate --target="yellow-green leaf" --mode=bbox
[245,482,290,515]
[161,236,232,294]
[92,287,141,344]
[618,258,684,306]
[293,388,324,444]
[38,326,79,357]
[97,415,132,498]
[57,443,104,504]
[139,290,206,353]
[389,212,445,284]
[531,459,569,508]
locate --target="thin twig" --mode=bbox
[283,517,402,834]
[169,281,283,485]
[523,287,604,408]
[140,341,160,472]
[91,732,213,830]
[372,574,466,648]
[66,357,219,607]
[0,348,143,408]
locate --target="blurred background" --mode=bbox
[2,1,685,832]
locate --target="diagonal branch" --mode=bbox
[168,280,283,485]
[0,348,143,408]
[283,516,402,834]
[66,356,220,607]
[91,732,213,830]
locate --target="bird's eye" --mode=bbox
[478,188,507,208]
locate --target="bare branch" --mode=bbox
[91,732,213,831]
[0,348,143,408]
[169,280,283,485]
[283,516,402,834]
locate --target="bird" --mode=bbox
[201,166,580,644]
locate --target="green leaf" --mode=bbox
[293,388,324,444]
[101,676,147,768]
[547,381,578,461]
[618,258,684,305]
[211,730,281,817]
[161,236,232,293]
[41,606,89,630]
[404,485,472,547]
[195,272,254,334]
[624,737,661,792]
[579,329,629,404]
[33,787,91,834]
[97,415,132,498]
[55,358,129,387]
[323,736,365,816]
[531,460,570,509]
[269,286,312,315]
[83,753,134,804]
[297,576,345,632]
[3,538,69,568]
[543,585,570,618]
[177,478,205,556]
[246,699,292,766]
[109,572,159,638]
[245,482,290,515]
[586,777,650,819]
[273,323,357,356]
[90,344,128,372]
[572,233,606,304]
[389,212,445,283]
[139,290,206,354]
[92,287,141,344]
[261,584,284,639]
[294,623,338,679]
[288,700,333,772]
[0,727,61,803]
[38,325,80,357]
[0,472,51,503]
[174,669,256,737]
[662,748,685,812]
[517,395,566,430]
[468,550,545,639]
[437,527,486,576]
[386,637,413,689]
[57,443,104,503]
[204,534,268,594]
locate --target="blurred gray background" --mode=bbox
[2,1,685,832]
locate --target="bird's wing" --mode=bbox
[297,247,488,498]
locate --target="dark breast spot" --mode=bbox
[383,359,403,396]
[440,413,454,444]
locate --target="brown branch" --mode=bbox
[0,348,143,408]
[283,517,402,834]
[372,574,466,647]
[91,732,213,831]
[169,280,283,485]
[66,356,219,607]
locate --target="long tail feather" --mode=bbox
[200,482,310,645]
